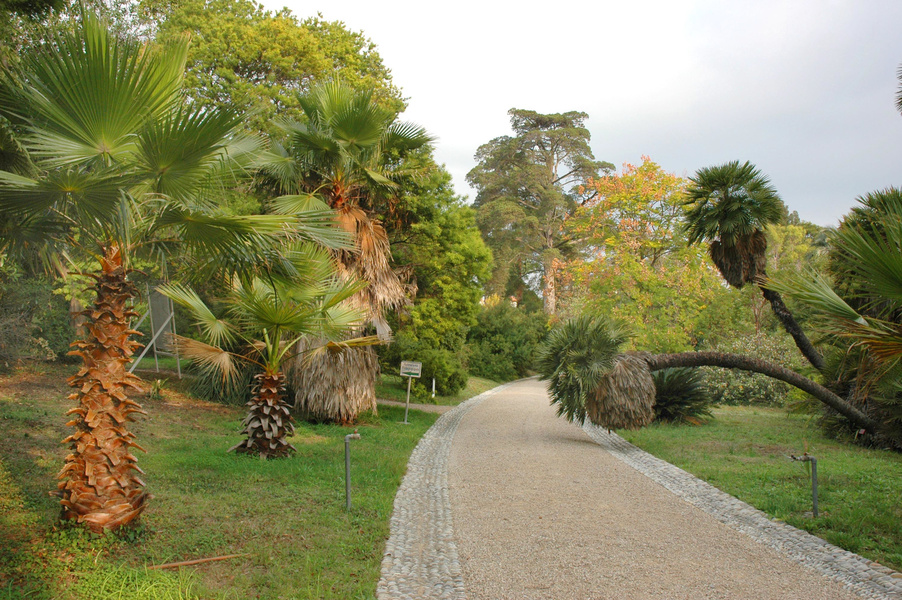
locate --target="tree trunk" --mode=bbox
[230,370,296,459]
[642,352,893,444]
[56,244,148,533]
[543,254,557,316]
[759,285,825,371]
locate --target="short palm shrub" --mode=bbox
[651,367,714,425]
[536,315,628,425]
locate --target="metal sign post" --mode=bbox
[399,360,422,424]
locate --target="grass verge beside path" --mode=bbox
[376,374,500,406]
[0,363,438,599]
[619,406,902,572]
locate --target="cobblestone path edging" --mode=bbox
[376,381,517,599]
[583,423,902,600]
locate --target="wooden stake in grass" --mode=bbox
[147,553,248,570]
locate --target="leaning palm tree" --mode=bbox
[684,161,824,370]
[0,15,343,532]
[160,245,374,458]
[537,315,893,445]
[259,80,433,423]
[769,188,902,441]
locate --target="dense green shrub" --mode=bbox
[651,367,714,424]
[700,333,805,406]
[187,363,256,406]
[379,332,468,396]
[0,276,74,363]
[466,300,547,382]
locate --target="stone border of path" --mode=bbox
[377,378,902,600]
[583,424,902,600]
[377,380,517,600]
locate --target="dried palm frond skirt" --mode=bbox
[287,340,379,424]
[586,352,656,430]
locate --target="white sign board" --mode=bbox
[400,361,422,378]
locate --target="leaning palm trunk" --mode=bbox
[230,371,295,459]
[642,351,894,446]
[289,337,381,424]
[759,286,825,371]
[713,232,824,371]
[56,245,148,532]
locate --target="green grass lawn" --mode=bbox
[0,363,438,599]
[619,405,902,571]
[375,373,501,406]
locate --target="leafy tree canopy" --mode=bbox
[561,157,726,352]
[467,108,613,315]
[146,0,404,132]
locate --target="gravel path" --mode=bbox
[378,378,901,599]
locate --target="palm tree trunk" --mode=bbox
[56,244,148,533]
[759,285,825,371]
[642,352,892,444]
[230,371,296,459]
[289,341,379,424]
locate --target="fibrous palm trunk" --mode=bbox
[290,340,380,424]
[290,199,407,424]
[56,244,148,533]
[230,371,296,459]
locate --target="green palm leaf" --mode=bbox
[17,14,186,168]
[157,282,237,348]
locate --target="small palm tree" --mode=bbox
[684,161,824,370]
[159,246,374,458]
[259,80,433,423]
[0,14,342,531]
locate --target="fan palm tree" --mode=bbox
[258,80,433,423]
[159,245,374,458]
[684,161,824,370]
[0,14,344,532]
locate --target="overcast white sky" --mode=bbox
[264,0,902,226]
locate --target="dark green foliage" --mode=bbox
[0,276,73,361]
[535,315,627,424]
[187,362,255,406]
[380,332,468,396]
[651,368,714,424]
[465,301,547,382]
[684,161,787,250]
[811,347,902,448]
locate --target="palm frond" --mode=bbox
[167,334,241,385]
[156,282,236,348]
[18,14,186,168]
[536,315,629,424]
[269,193,330,215]
[133,105,251,201]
